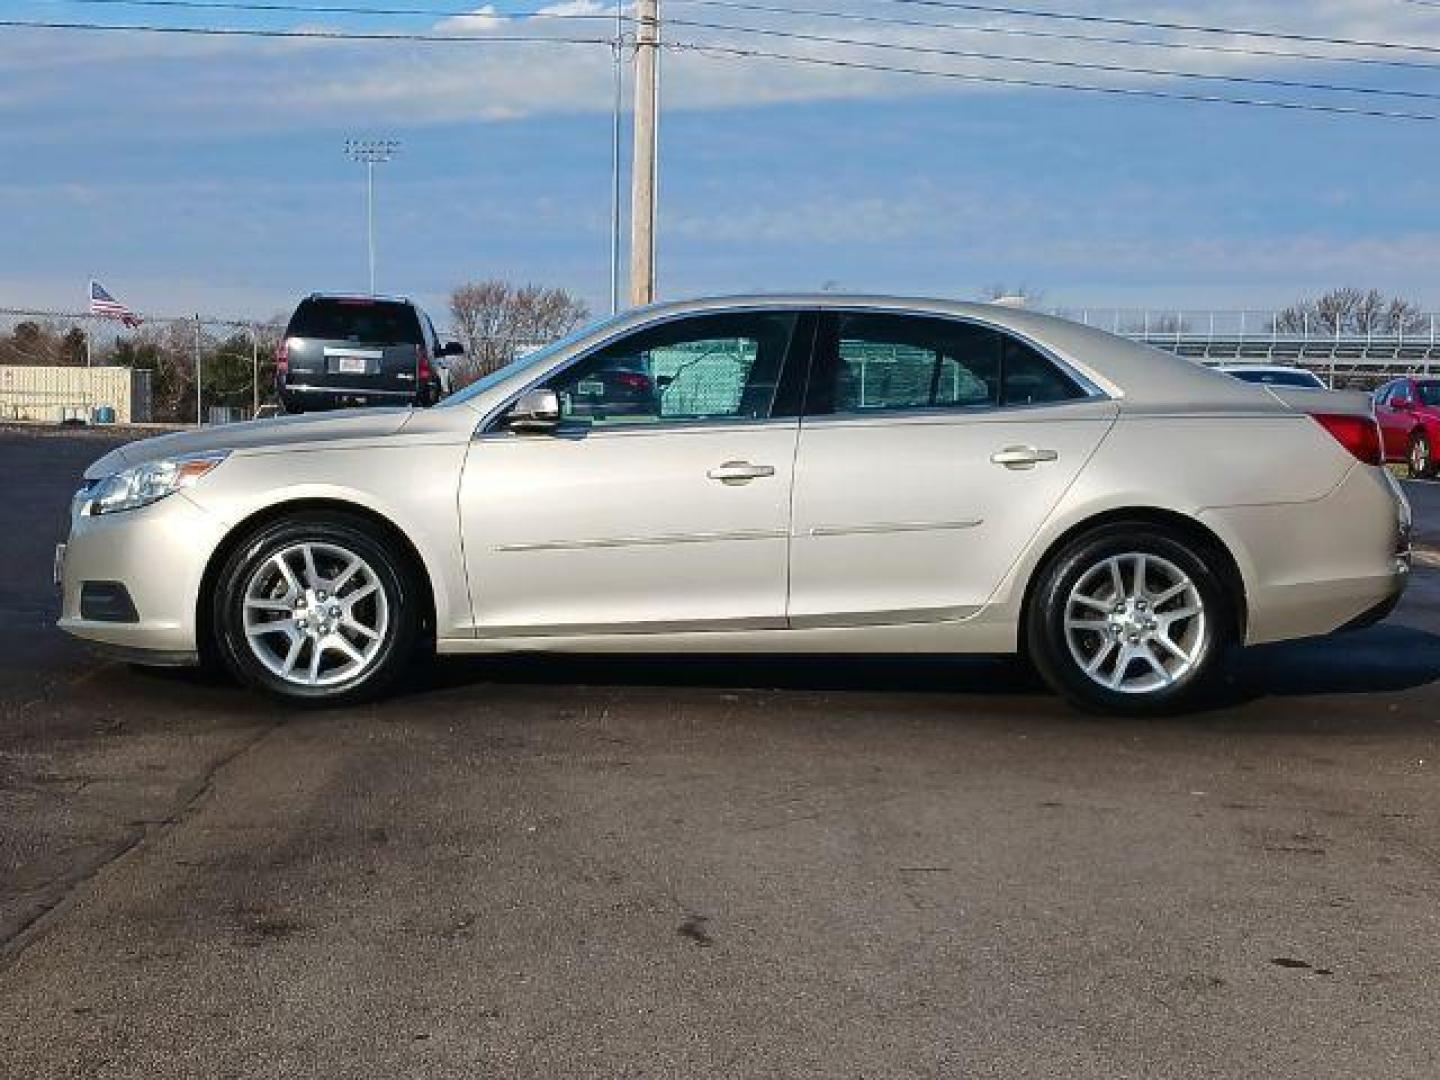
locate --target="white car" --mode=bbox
[55,296,1410,714]
[1214,364,1329,390]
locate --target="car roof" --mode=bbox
[305,292,414,305]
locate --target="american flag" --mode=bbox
[89,281,142,328]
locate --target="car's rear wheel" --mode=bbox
[1026,524,1236,715]
[1409,431,1434,479]
[213,513,422,704]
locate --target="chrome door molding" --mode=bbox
[493,528,788,554]
[808,519,983,539]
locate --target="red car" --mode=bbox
[1374,377,1440,478]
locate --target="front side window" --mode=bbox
[1417,382,1440,407]
[541,311,798,428]
[812,312,1084,416]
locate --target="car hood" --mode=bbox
[83,408,417,480]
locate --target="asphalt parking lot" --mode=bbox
[3,426,1440,1078]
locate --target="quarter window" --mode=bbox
[817,313,1083,416]
[542,312,798,428]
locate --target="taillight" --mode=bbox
[1312,413,1383,466]
[416,344,433,383]
[615,372,651,390]
[274,337,290,379]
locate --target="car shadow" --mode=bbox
[404,622,1440,705]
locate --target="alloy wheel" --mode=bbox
[240,541,390,688]
[1063,552,1208,695]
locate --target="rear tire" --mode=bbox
[212,512,423,705]
[1025,523,1236,716]
[1409,431,1434,479]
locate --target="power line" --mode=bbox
[672,0,1440,73]
[667,40,1440,121]
[0,18,611,43]
[665,17,1440,101]
[690,0,1440,57]
[9,14,1438,121]
[41,0,628,21]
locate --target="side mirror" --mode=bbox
[509,388,562,433]
[438,341,465,358]
[1395,397,1414,411]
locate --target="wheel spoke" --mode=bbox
[307,640,323,684]
[1106,558,1125,601]
[344,581,379,606]
[344,619,380,641]
[332,556,363,593]
[1066,617,1109,632]
[327,635,366,666]
[1152,579,1189,606]
[1132,553,1148,599]
[245,597,292,613]
[1072,592,1112,614]
[1138,645,1169,681]
[1153,632,1192,663]
[1085,639,1118,676]
[271,554,302,598]
[280,634,304,677]
[301,544,322,589]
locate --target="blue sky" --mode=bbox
[2,0,1439,322]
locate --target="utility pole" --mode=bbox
[345,138,401,296]
[609,5,625,315]
[629,0,659,308]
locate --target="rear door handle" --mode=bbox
[707,461,776,484]
[990,446,1059,470]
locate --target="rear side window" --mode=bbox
[813,312,1084,416]
[286,299,423,344]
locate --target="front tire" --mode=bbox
[1409,431,1434,479]
[212,513,422,704]
[1025,524,1236,716]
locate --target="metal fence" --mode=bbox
[0,307,282,425]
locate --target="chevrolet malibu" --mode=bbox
[56,297,1411,714]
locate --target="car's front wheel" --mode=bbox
[1026,524,1235,715]
[212,512,423,704]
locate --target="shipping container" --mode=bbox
[0,365,153,424]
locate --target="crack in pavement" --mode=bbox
[0,718,281,971]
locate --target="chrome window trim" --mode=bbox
[473,305,812,439]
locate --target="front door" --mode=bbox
[788,311,1118,627]
[459,310,813,637]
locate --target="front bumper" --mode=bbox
[55,491,227,661]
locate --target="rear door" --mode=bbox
[787,311,1118,627]
[283,297,422,403]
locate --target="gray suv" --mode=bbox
[276,293,461,413]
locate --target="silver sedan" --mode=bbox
[56,296,1411,713]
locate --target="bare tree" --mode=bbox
[1274,288,1430,336]
[448,279,590,384]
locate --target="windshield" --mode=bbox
[286,298,422,344]
[1417,382,1440,407]
[437,314,626,409]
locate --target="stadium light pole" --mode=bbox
[344,138,401,296]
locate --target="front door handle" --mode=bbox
[990,446,1059,470]
[707,461,776,485]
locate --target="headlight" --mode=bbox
[87,450,230,515]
